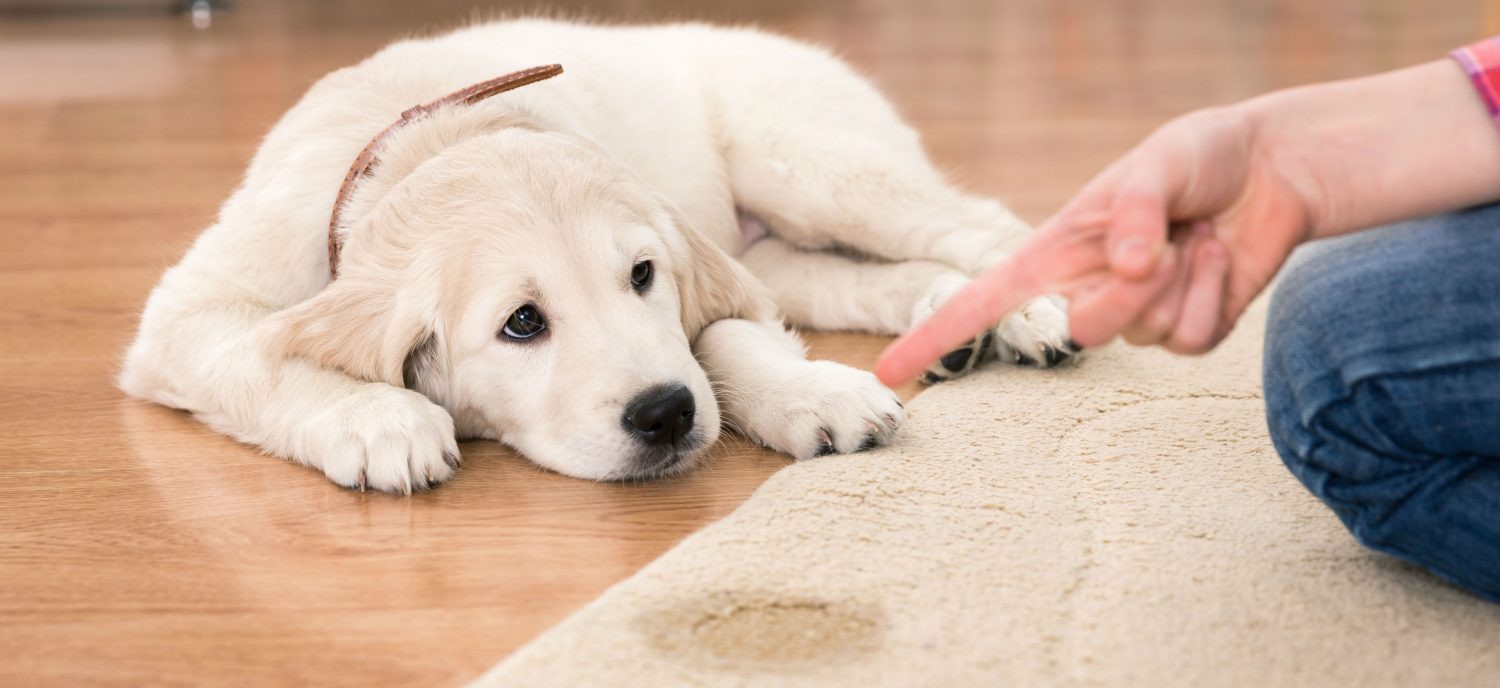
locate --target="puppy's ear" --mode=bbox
[263,278,435,388]
[662,208,777,339]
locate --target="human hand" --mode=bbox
[1048,105,1313,350]
[876,106,1314,386]
[877,58,1500,388]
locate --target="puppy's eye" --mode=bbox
[630,260,653,293]
[500,304,547,341]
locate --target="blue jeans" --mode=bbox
[1263,204,1500,603]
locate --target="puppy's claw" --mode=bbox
[814,428,836,457]
[443,451,460,468]
[306,384,457,493]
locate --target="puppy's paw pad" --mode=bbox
[303,386,460,494]
[921,330,994,384]
[995,296,1079,369]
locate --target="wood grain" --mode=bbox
[0,1,1488,685]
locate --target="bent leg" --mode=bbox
[707,35,1078,370]
[121,258,460,494]
[1263,203,1500,602]
[740,237,1075,379]
[739,236,967,336]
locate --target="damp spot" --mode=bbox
[640,592,885,668]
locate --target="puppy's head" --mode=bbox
[268,127,769,480]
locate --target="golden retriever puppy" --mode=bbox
[120,20,1073,492]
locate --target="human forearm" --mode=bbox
[1246,58,1500,239]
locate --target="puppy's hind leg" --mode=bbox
[740,237,995,383]
[727,133,1077,369]
[739,236,957,335]
[712,40,1076,368]
[727,130,1023,275]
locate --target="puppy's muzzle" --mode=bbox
[622,383,695,447]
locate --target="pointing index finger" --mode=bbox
[875,212,1113,388]
[875,256,1043,387]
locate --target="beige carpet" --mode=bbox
[473,302,1500,687]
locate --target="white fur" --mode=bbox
[120,20,1069,492]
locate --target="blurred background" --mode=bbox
[0,1,1493,686]
[3,0,1492,221]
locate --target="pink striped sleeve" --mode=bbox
[1452,37,1500,126]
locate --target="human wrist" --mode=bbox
[1235,89,1333,242]
[1241,59,1500,239]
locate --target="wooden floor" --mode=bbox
[0,1,1490,685]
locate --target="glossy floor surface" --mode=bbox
[0,1,1490,685]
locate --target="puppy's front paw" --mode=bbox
[736,361,905,460]
[300,386,460,494]
[994,295,1079,368]
[913,274,994,384]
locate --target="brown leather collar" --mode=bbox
[327,64,564,279]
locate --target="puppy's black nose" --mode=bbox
[623,384,695,446]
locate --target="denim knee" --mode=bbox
[1263,259,1411,546]
[1264,208,1500,491]
[1262,212,1500,601]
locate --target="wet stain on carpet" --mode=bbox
[639,591,885,669]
